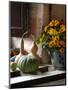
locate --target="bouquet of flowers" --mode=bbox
[37,19,66,54]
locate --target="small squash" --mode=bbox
[17,55,39,73]
[10,62,17,71]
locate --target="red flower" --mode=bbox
[60,20,65,25]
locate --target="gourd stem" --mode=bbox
[20,32,28,55]
[31,42,38,56]
[20,38,24,55]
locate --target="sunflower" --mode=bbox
[49,41,56,47]
[49,20,60,26]
[51,36,59,41]
[37,19,66,53]
[47,28,58,35]
[49,41,54,47]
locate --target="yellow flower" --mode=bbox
[51,36,60,47]
[47,28,58,35]
[49,41,54,47]
[49,20,60,26]
[48,20,54,26]
[54,20,60,26]
[52,36,59,41]
[59,25,65,33]
[49,39,60,47]
[54,40,60,46]
[49,41,56,47]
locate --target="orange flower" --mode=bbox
[59,48,65,53]
[49,20,60,26]
[49,41,58,47]
[56,41,60,47]
[51,36,59,41]
[49,41,54,47]
[59,41,65,47]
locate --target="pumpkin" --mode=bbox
[17,54,39,73]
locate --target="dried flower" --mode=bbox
[59,48,65,53]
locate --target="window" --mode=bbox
[10,2,31,37]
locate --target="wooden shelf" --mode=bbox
[10,65,66,88]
